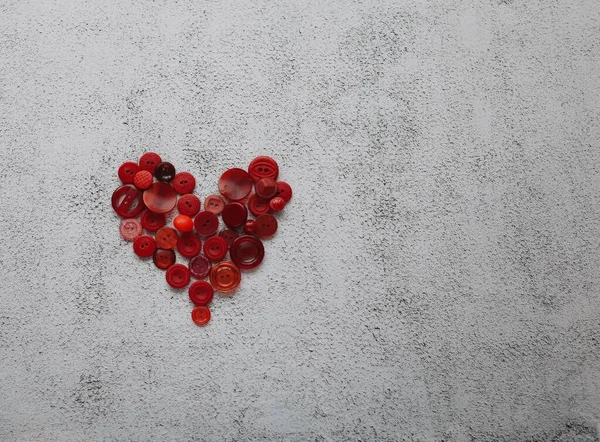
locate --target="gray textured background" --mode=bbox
[1,0,600,440]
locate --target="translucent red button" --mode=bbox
[191,305,211,326]
[203,236,228,261]
[189,254,211,279]
[139,152,162,175]
[155,162,176,182]
[248,194,271,217]
[154,249,176,269]
[177,233,202,258]
[248,156,279,182]
[112,185,145,218]
[172,172,196,194]
[166,264,191,289]
[120,218,142,241]
[133,235,157,258]
[218,168,253,201]
[140,210,165,232]
[194,211,219,236]
[188,281,214,306]
[204,194,225,215]
[255,177,278,199]
[222,202,248,228]
[143,182,177,214]
[230,235,264,270]
[210,261,241,294]
[177,194,201,217]
[254,214,278,238]
[156,227,179,249]
[118,162,140,184]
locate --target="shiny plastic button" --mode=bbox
[172,172,196,194]
[156,227,179,249]
[219,228,239,246]
[269,197,286,212]
[118,161,140,184]
[204,194,225,215]
[203,236,228,261]
[133,170,153,190]
[255,177,278,199]
[275,181,293,202]
[112,185,145,218]
[154,162,176,182]
[120,218,142,241]
[210,261,241,294]
[191,305,211,326]
[173,215,194,233]
[243,220,256,235]
[194,211,219,236]
[222,202,248,228]
[248,156,279,182]
[177,194,201,217]
[154,249,176,269]
[218,168,253,201]
[177,233,202,258]
[140,210,165,232]
[247,194,271,217]
[133,235,157,258]
[166,264,191,289]
[143,182,177,214]
[254,214,278,238]
[189,254,211,279]
[189,281,214,306]
[139,152,162,174]
[230,235,264,270]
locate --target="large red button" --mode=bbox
[140,210,165,232]
[120,218,142,241]
[155,227,179,249]
[133,235,157,258]
[191,305,211,326]
[166,264,191,289]
[118,162,140,184]
[204,194,225,215]
[177,233,202,258]
[247,194,271,217]
[222,202,248,228]
[194,211,219,236]
[254,214,278,238]
[139,152,162,175]
[143,182,177,214]
[189,254,211,279]
[188,281,214,306]
[275,181,293,202]
[203,236,228,261]
[172,172,196,194]
[154,249,176,269]
[230,235,264,270]
[218,168,253,201]
[219,228,239,246]
[210,261,241,294]
[255,177,278,199]
[112,185,145,218]
[248,156,279,182]
[177,194,201,217]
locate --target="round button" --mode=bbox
[210,261,241,294]
[133,170,153,190]
[139,152,162,175]
[230,235,264,270]
[112,185,145,218]
[203,236,229,261]
[173,215,194,233]
[248,156,279,182]
[172,172,196,194]
[247,194,271,217]
[254,214,278,238]
[218,168,253,201]
[154,162,176,182]
[255,177,278,199]
[177,233,202,258]
[140,210,165,232]
[191,305,211,326]
[166,264,191,289]
[143,182,177,214]
[188,281,214,306]
[133,235,157,258]
[177,194,201,217]
[118,161,140,184]
[153,249,176,269]
[156,227,179,249]
[243,219,256,235]
[189,254,212,279]
[204,194,225,215]
[120,218,142,241]
[275,181,293,202]
[269,197,286,212]
[222,202,248,228]
[194,211,219,236]
[219,228,239,246]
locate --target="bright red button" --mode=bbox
[194,211,219,236]
[133,170,153,190]
[189,281,214,306]
[255,177,278,199]
[219,228,239,246]
[133,235,157,258]
[153,249,176,269]
[143,182,177,214]
[243,219,256,235]
[218,168,253,201]
[118,162,140,184]
[166,264,191,289]
[269,197,286,212]
[177,194,201,217]
[254,214,278,238]
[248,194,271,217]
[191,305,211,326]
[204,194,225,215]
[139,152,162,175]
[172,172,196,194]
[156,227,178,249]
[203,236,228,261]
[140,210,165,232]
[173,215,194,233]
[210,261,241,294]
[248,156,279,182]
[189,254,211,279]
[177,233,202,258]
[230,235,264,270]
[222,202,248,228]
[275,181,293,202]
[112,185,145,218]
[120,218,142,241]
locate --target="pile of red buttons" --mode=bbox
[112,153,292,326]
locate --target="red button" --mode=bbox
[133,235,157,258]
[177,233,202,258]
[143,182,177,214]
[243,219,256,235]
[189,254,212,279]
[112,185,145,218]
[254,214,278,238]
[218,168,253,201]
[172,172,196,194]
[154,162,176,182]
[118,162,140,184]
[275,181,293,202]
[154,249,176,269]
[156,227,178,249]
[247,194,271,217]
[230,235,264,270]
[191,305,211,326]
[269,197,286,212]
[203,236,229,261]
[204,194,225,215]
[210,261,241,294]
[248,156,279,182]
[219,228,239,246]
[177,194,201,217]
[139,152,162,175]
[173,215,194,233]
[133,170,153,190]
[166,263,191,289]
[222,202,248,228]
[188,281,214,306]
[194,211,219,236]
[140,210,166,232]
[120,218,142,241]
[255,177,278,199]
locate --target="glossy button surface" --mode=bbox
[218,168,253,201]
[189,254,211,279]
[204,194,225,215]
[191,305,211,326]
[173,215,194,233]
[118,162,140,184]
[154,162,176,182]
[188,281,214,306]
[133,170,153,190]
[210,261,241,294]
[140,210,165,232]
[203,236,228,261]
[153,249,176,269]
[269,197,286,212]
[243,219,256,235]
[166,264,191,289]
[247,194,271,217]
[222,202,248,228]
[254,214,278,238]
[156,227,179,249]
[139,152,162,174]
[143,182,177,214]
[230,235,264,270]
[177,233,202,258]
[219,228,239,246]
[133,235,157,258]
[112,185,145,218]
[120,218,142,241]
[275,181,293,202]
[172,172,196,194]
[177,194,201,217]
[194,211,219,237]
[255,177,278,199]
[248,156,279,182]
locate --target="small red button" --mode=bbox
[189,254,212,279]
[269,197,286,212]
[112,185,145,218]
[247,194,271,217]
[154,249,176,269]
[118,162,140,184]
[139,152,162,175]
[188,281,214,306]
[230,235,264,270]
[140,210,166,232]
[203,236,228,261]
[194,211,219,236]
[166,264,191,289]
[133,235,157,258]
[156,227,179,249]
[243,219,256,235]
[120,218,142,241]
[191,305,211,326]
[248,156,279,182]
[133,170,153,190]
[255,177,278,199]
[254,214,278,238]
[204,194,225,215]
[222,202,248,228]
[177,194,201,217]
[172,172,196,194]
[210,261,241,294]
[143,182,177,214]
[173,215,194,233]
[219,228,239,246]
[275,181,293,202]
[177,233,202,258]
[218,168,253,201]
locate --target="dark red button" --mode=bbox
[243,219,256,235]
[191,305,211,326]
[203,236,228,261]
[269,197,286,212]
[166,264,191,289]
[177,233,202,258]
[172,172,196,194]
[248,156,279,182]
[247,194,271,217]
[204,194,225,215]
[112,185,145,218]
[133,170,153,190]
[222,202,248,228]
[177,194,201,217]
[189,254,211,279]
[155,227,179,249]
[143,182,177,214]
[275,181,293,202]
[154,162,176,182]
[254,214,278,238]
[255,177,278,199]
[219,228,239,246]
[118,161,140,184]
[139,152,162,175]
[230,235,264,270]
[194,211,219,236]
[218,168,253,201]
[154,249,176,269]
[120,218,142,241]
[140,210,165,232]
[210,261,241,294]
[133,235,157,258]
[189,281,214,306]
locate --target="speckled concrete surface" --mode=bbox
[1,0,600,440]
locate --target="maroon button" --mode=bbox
[204,194,225,215]
[140,210,166,232]
[248,156,279,182]
[189,280,214,306]
[166,264,191,289]
[177,194,201,217]
[275,181,293,202]
[143,182,177,214]
[219,228,239,246]
[155,227,179,249]
[194,211,219,236]
[133,235,157,258]
[243,219,256,235]
[269,197,286,212]
[177,233,202,258]
[154,162,176,182]
[254,214,278,238]
[172,172,196,194]
[218,168,253,201]
[230,235,264,270]
[203,236,229,261]
[255,177,278,200]
[120,218,142,241]
[112,185,145,218]
[189,254,212,279]
[222,202,248,228]
[118,161,140,184]
[153,249,176,269]
[247,194,271,217]
[139,152,162,175]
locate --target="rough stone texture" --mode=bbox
[1,0,600,440]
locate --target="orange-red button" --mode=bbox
[204,194,225,215]
[203,236,228,261]
[230,235,264,270]
[255,177,278,199]
[254,214,278,238]
[173,215,194,233]
[248,156,279,182]
[133,170,153,190]
[218,168,253,201]
[188,281,214,306]
[191,305,211,326]
[166,263,191,289]
[210,261,241,294]
[143,182,177,214]
[156,227,179,249]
